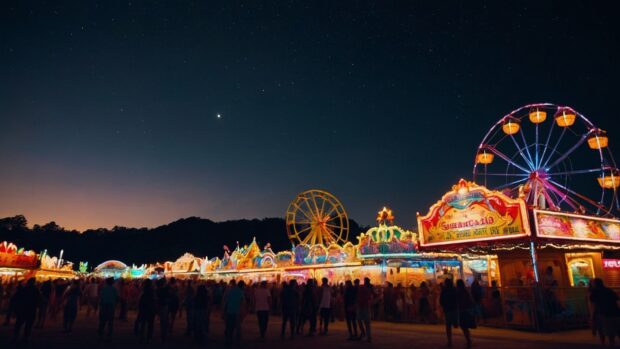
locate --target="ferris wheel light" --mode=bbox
[475,150,494,164]
[598,168,620,189]
[554,108,576,127]
[502,116,520,135]
[587,129,608,149]
[529,108,547,124]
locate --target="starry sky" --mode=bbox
[1,1,619,231]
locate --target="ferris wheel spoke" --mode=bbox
[300,230,313,245]
[543,181,582,211]
[292,203,315,222]
[538,184,560,210]
[545,133,589,171]
[324,204,338,218]
[508,136,535,170]
[323,227,338,242]
[310,195,321,216]
[327,214,342,222]
[296,225,312,235]
[319,196,326,216]
[329,230,341,243]
[484,146,531,173]
[325,223,342,230]
[535,122,539,168]
[481,173,529,177]
[302,198,318,220]
[519,131,536,169]
[537,119,555,169]
[495,177,528,190]
[547,179,607,210]
[548,168,602,176]
[540,128,568,169]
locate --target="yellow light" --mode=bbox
[554,108,576,127]
[588,129,608,150]
[476,151,494,164]
[529,108,547,124]
[502,117,520,135]
[598,169,620,189]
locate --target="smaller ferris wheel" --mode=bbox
[286,189,349,246]
[473,103,619,217]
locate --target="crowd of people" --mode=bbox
[0,275,618,347]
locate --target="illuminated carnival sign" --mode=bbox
[417,179,531,247]
[534,210,620,244]
[603,259,620,269]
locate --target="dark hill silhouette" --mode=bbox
[0,215,368,268]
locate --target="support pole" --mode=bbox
[529,241,539,283]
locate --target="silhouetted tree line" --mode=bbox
[0,215,368,270]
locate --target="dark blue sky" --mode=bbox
[1,1,619,231]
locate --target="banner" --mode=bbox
[0,252,38,269]
[534,210,620,243]
[418,179,530,247]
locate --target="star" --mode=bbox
[217,114,222,119]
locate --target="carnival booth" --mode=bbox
[35,251,76,279]
[163,253,204,279]
[0,241,38,280]
[358,207,460,286]
[418,103,620,331]
[93,260,130,279]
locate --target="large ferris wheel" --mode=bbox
[286,189,349,246]
[473,103,619,217]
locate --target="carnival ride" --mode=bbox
[286,189,349,246]
[473,103,619,217]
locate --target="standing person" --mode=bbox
[344,280,358,340]
[155,278,170,342]
[135,279,156,343]
[356,278,373,343]
[590,278,620,346]
[183,280,196,336]
[439,279,458,347]
[193,284,211,343]
[318,277,332,335]
[4,281,23,326]
[98,278,118,341]
[254,280,272,340]
[36,280,52,328]
[223,280,246,347]
[11,278,40,344]
[456,280,475,348]
[280,280,299,339]
[62,280,81,332]
[470,278,484,321]
[168,277,180,334]
[418,281,431,323]
[301,279,318,336]
[84,278,99,317]
[118,279,129,321]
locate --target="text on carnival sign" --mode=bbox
[604,259,620,269]
[417,179,531,247]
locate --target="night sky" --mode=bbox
[1,2,619,231]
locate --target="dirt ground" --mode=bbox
[0,308,602,349]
